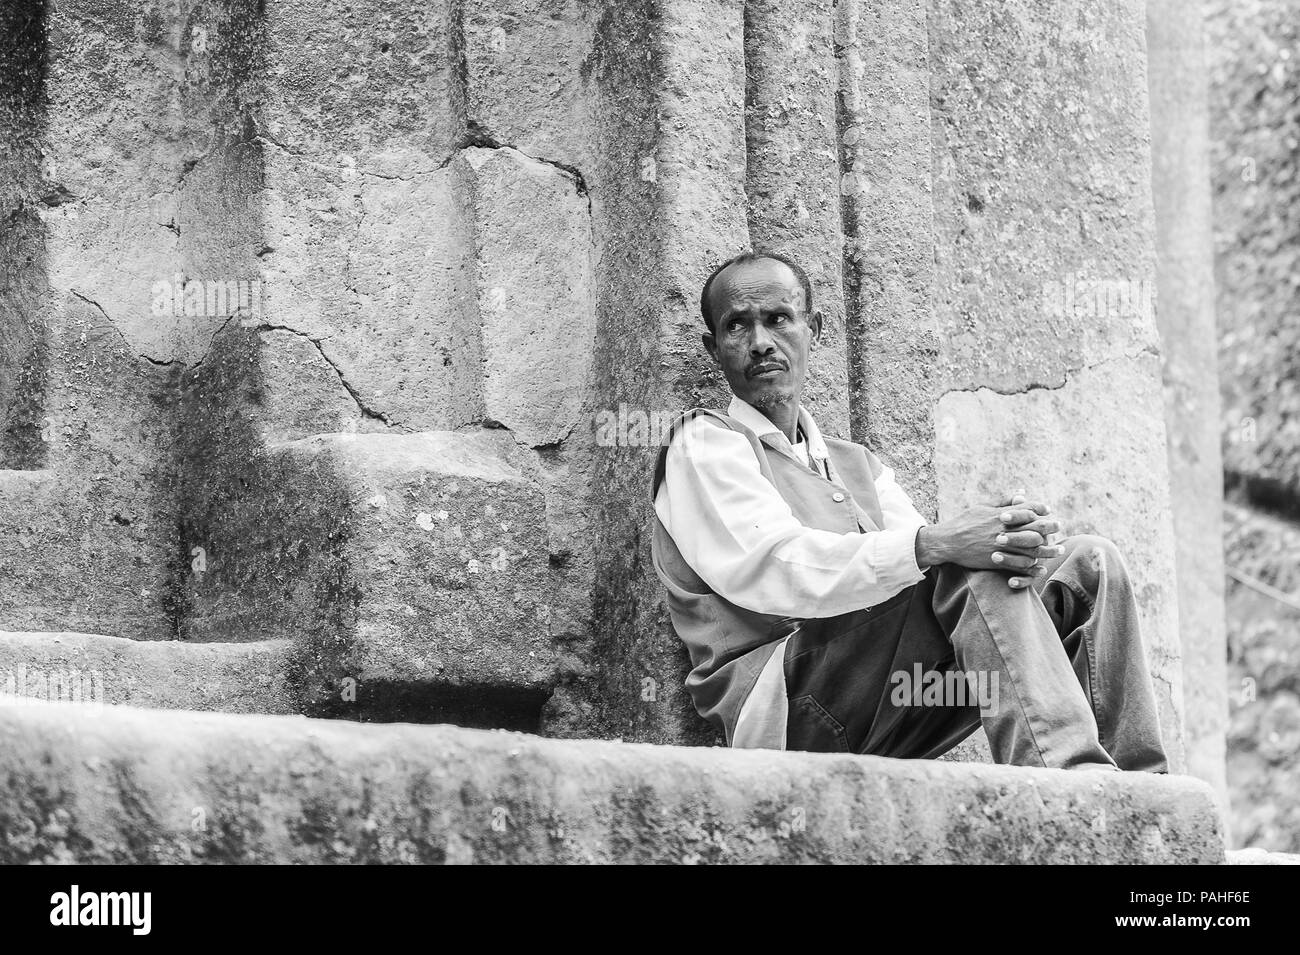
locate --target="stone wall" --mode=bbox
[1147,0,1228,800]
[1,0,1198,772]
[929,0,1185,769]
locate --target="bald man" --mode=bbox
[649,250,1168,772]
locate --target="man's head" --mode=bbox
[700,251,821,414]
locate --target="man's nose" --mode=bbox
[749,325,776,355]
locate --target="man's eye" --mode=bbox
[772,314,790,324]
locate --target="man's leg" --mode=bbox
[925,560,1118,769]
[783,533,1168,772]
[785,554,1119,769]
[1030,534,1169,772]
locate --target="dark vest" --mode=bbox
[649,408,887,743]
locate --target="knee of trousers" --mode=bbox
[933,562,1031,608]
[1059,533,1128,584]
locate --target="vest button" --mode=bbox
[832,492,845,502]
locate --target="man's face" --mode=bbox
[703,258,821,412]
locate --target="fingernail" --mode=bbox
[991,552,1004,563]
[1009,578,1022,587]
[996,533,1009,544]
[1001,512,1013,522]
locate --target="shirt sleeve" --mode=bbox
[874,463,931,574]
[653,417,928,619]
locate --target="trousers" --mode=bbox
[781,533,1169,772]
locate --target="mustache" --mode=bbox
[745,359,789,377]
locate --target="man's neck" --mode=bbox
[754,399,800,444]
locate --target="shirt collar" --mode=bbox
[726,396,831,469]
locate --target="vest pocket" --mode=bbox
[787,694,851,753]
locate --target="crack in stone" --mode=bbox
[438,129,589,196]
[39,185,78,207]
[437,129,599,312]
[355,167,442,182]
[940,347,1162,398]
[245,322,393,427]
[254,132,444,183]
[252,129,306,159]
[69,290,179,367]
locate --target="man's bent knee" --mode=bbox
[1062,533,1126,578]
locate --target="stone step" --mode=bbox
[177,428,567,726]
[0,469,176,641]
[0,699,1224,864]
[0,632,294,715]
[1226,848,1300,865]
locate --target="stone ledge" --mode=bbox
[0,632,294,715]
[0,700,1224,864]
[1225,847,1300,865]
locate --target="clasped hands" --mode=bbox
[914,487,1064,590]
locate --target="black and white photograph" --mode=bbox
[0,0,1296,906]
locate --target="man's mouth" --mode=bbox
[747,362,787,379]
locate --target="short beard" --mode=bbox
[748,386,795,411]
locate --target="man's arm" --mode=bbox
[654,417,926,619]
[875,461,930,549]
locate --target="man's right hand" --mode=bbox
[914,491,1064,588]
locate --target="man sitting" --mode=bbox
[649,250,1168,772]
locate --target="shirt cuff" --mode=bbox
[872,523,929,589]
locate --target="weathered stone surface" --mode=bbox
[257,151,487,433]
[929,0,1159,393]
[336,165,485,431]
[840,0,940,514]
[577,0,753,746]
[744,0,849,438]
[461,0,599,171]
[656,0,749,413]
[247,329,371,445]
[1147,0,1228,801]
[0,425,175,644]
[255,0,481,434]
[0,700,1225,864]
[0,0,1230,807]
[0,1,206,640]
[936,359,1186,770]
[464,146,596,447]
[0,2,48,469]
[926,0,1184,771]
[1226,847,1300,865]
[260,0,459,171]
[276,431,559,694]
[177,366,567,722]
[0,632,293,714]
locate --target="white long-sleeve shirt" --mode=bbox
[652,396,931,749]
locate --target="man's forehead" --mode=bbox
[709,259,805,315]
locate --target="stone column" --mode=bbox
[928,0,1186,770]
[1147,0,1228,798]
[0,0,198,642]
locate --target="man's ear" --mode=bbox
[701,331,720,363]
[808,309,824,347]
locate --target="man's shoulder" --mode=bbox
[661,407,745,447]
[651,408,762,502]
